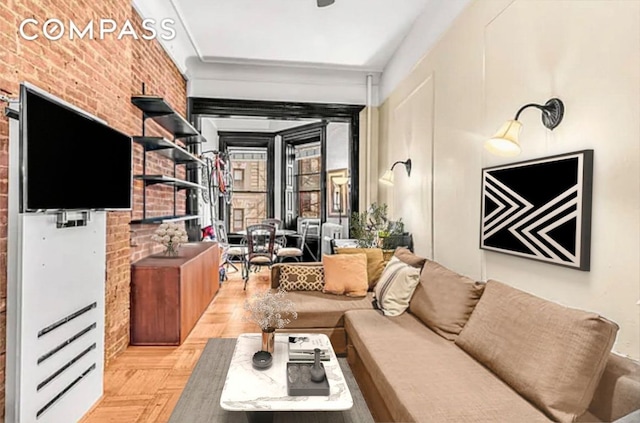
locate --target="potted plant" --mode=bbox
[350,203,409,249]
[243,289,298,353]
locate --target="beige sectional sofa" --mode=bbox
[271,263,374,354]
[270,258,640,423]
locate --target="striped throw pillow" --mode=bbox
[373,257,420,316]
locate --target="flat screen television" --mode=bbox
[20,84,132,211]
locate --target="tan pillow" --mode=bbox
[335,247,385,289]
[455,280,619,423]
[279,265,324,291]
[409,260,484,341]
[394,247,426,269]
[322,254,368,297]
[373,257,420,316]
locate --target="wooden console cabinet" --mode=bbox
[130,242,220,345]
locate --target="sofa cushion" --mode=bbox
[335,247,385,290]
[455,280,619,423]
[373,257,420,316]
[588,353,640,422]
[409,260,484,340]
[281,291,374,328]
[344,310,551,422]
[394,247,427,268]
[322,254,369,297]
[279,264,324,291]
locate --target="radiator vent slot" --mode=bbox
[37,343,96,391]
[37,323,96,365]
[36,363,96,419]
[38,302,97,338]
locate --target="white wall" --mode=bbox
[379,0,471,101]
[378,0,640,359]
[327,122,350,171]
[326,122,351,237]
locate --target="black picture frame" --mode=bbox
[480,150,594,271]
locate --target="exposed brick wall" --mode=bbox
[0,2,189,418]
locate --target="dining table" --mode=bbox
[235,229,298,237]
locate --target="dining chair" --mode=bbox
[276,220,309,262]
[321,222,344,255]
[214,221,247,276]
[243,224,277,290]
[262,218,288,251]
[298,218,321,261]
[261,218,282,230]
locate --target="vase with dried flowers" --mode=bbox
[150,222,189,257]
[244,288,297,354]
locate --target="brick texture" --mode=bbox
[0,2,189,418]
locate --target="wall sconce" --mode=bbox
[485,98,564,157]
[379,159,412,186]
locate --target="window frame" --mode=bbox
[186,98,364,240]
[218,132,275,233]
[296,151,322,219]
[279,121,327,228]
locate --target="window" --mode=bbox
[228,148,268,230]
[232,208,244,232]
[296,143,321,219]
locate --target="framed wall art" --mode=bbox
[480,150,594,270]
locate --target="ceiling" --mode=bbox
[171,0,432,71]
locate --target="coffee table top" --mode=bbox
[219,333,353,412]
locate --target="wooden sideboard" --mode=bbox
[130,242,220,345]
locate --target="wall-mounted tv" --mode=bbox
[20,84,132,212]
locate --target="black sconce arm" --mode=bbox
[513,98,564,130]
[390,159,412,177]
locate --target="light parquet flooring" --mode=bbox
[80,266,271,423]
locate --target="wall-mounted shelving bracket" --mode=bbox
[131,83,207,224]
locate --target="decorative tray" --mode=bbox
[286,362,330,396]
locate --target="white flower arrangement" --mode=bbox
[151,222,189,255]
[243,288,297,331]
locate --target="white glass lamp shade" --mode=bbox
[333,176,349,186]
[379,170,394,186]
[485,120,522,157]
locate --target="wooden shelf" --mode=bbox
[132,92,206,226]
[134,175,205,190]
[133,136,204,165]
[131,96,201,140]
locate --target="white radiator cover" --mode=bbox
[5,105,106,423]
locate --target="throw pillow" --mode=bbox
[394,247,427,269]
[373,257,420,316]
[322,254,369,297]
[456,280,619,423]
[278,264,324,291]
[409,260,485,341]
[335,248,385,290]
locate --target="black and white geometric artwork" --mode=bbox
[480,150,594,271]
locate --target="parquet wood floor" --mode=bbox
[80,266,271,423]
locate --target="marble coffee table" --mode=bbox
[220,333,353,422]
